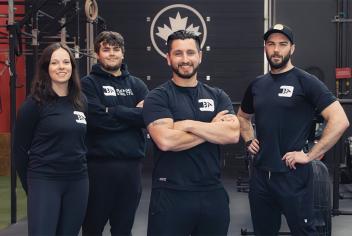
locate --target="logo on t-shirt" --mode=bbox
[199,99,214,111]
[278,85,294,97]
[103,86,117,96]
[73,111,87,124]
[158,177,167,182]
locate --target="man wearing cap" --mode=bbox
[237,24,349,235]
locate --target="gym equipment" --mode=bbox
[340,137,352,184]
[331,99,352,216]
[85,0,98,22]
[236,120,254,193]
[236,152,252,193]
[312,160,332,236]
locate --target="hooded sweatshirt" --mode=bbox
[81,63,149,160]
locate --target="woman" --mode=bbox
[13,42,88,236]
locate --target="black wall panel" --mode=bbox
[274,0,337,92]
[99,0,264,102]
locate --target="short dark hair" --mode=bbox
[30,42,84,111]
[166,30,201,52]
[94,31,125,53]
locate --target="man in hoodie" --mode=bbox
[81,31,149,236]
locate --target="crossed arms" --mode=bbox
[147,110,240,152]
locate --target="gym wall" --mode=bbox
[273,0,337,92]
[98,0,264,102]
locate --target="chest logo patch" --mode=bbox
[73,111,87,124]
[116,88,134,96]
[278,85,294,97]
[199,99,214,112]
[103,86,116,96]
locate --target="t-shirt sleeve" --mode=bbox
[143,88,173,127]
[240,83,254,114]
[302,75,336,113]
[216,89,235,114]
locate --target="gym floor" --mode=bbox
[0,173,351,236]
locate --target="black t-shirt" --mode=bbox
[13,96,88,192]
[143,80,234,190]
[241,67,336,172]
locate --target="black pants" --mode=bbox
[27,177,89,236]
[147,188,230,236]
[249,164,318,236]
[82,159,142,236]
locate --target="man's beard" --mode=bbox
[267,52,291,69]
[171,63,199,79]
[100,60,121,72]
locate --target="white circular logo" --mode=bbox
[150,4,207,58]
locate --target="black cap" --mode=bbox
[264,24,294,43]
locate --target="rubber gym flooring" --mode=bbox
[0,173,351,236]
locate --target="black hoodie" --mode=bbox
[81,63,149,160]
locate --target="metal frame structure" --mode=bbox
[331,0,352,217]
[3,0,101,224]
[332,100,352,216]
[7,0,17,224]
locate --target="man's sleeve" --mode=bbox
[302,75,336,113]
[108,78,149,127]
[81,76,130,131]
[143,88,173,127]
[13,98,40,193]
[217,89,235,114]
[135,78,149,102]
[240,83,254,114]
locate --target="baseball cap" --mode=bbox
[264,24,294,43]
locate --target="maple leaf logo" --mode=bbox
[150,4,207,58]
[155,12,202,41]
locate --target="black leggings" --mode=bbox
[27,177,89,236]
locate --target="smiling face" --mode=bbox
[96,43,124,73]
[49,47,72,87]
[167,38,202,80]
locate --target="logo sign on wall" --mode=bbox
[150,4,207,58]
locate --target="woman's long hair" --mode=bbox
[30,42,84,111]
